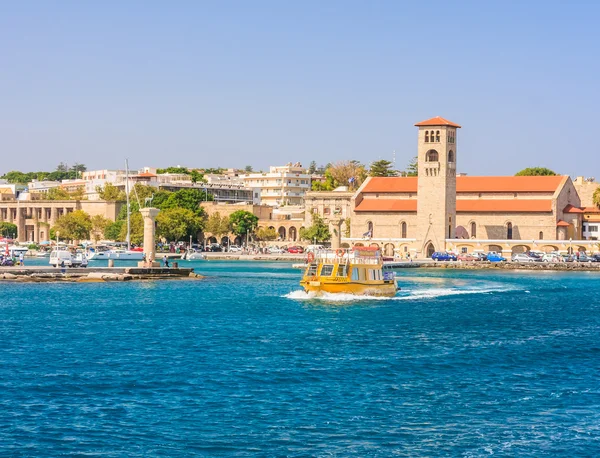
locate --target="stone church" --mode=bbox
[342,116,597,257]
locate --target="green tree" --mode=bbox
[156,167,190,174]
[0,171,33,184]
[56,162,69,173]
[515,167,557,176]
[402,156,418,177]
[157,208,204,242]
[299,214,331,242]
[162,188,209,216]
[308,161,317,174]
[311,169,336,191]
[90,215,111,242]
[255,226,277,241]
[45,187,72,200]
[229,210,259,237]
[190,170,205,184]
[70,163,87,178]
[327,160,367,189]
[244,165,254,173]
[369,159,398,177]
[104,220,124,241]
[205,212,231,239]
[53,210,92,242]
[593,186,600,209]
[0,222,18,238]
[96,183,125,201]
[118,212,144,245]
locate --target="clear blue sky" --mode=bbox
[1,1,598,177]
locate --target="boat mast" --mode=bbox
[125,159,131,250]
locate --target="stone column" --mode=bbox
[17,209,26,242]
[50,207,57,226]
[330,219,342,249]
[139,207,160,267]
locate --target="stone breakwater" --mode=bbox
[0,267,204,283]
[387,261,600,271]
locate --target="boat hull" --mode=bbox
[300,280,397,297]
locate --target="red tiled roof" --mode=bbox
[556,220,570,227]
[457,199,552,212]
[361,176,565,194]
[355,198,552,213]
[582,206,600,213]
[355,199,417,212]
[362,177,418,193]
[563,204,584,213]
[456,176,564,192]
[136,172,156,177]
[414,116,461,128]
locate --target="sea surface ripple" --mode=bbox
[1,261,600,456]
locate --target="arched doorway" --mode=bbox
[278,226,286,241]
[426,242,435,257]
[220,236,230,247]
[289,226,297,241]
[383,243,395,256]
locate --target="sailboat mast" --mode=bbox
[125,159,131,250]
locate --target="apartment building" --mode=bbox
[241,163,311,207]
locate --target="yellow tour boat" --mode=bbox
[300,246,399,297]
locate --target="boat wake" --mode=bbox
[284,285,520,302]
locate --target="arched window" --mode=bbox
[425,131,429,142]
[448,150,455,162]
[426,150,439,162]
[539,231,543,240]
[367,221,373,238]
[470,222,476,238]
[507,222,513,240]
[436,130,440,142]
[401,221,407,238]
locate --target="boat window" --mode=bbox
[359,268,366,281]
[368,269,376,281]
[307,264,318,276]
[320,264,334,277]
[351,267,359,281]
[337,264,347,277]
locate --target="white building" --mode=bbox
[241,163,311,207]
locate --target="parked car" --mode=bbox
[305,245,325,253]
[542,253,562,263]
[208,243,222,252]
[268,246,286,254]
[287,246,304,254]
[431,252,457,261]
[457,253,476,261]
[576,253,594,262]
[228,245,242,252]
[527,251,544,262]
[512,253,534,262]
[562,254,576,262]
[487,252,507,262]
[473,252,487,261]
[592,254,600,262]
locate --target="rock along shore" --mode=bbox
[0,267,204,283]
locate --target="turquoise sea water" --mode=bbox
[1,261,600,456]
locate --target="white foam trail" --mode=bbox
[284,285,520,302]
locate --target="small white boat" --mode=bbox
[87,247,144,261]
[181,249,205,261]
[50,248,84,267]
[36,251,50,258]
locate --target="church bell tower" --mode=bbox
[414,116,460,256]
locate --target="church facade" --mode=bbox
[344,117,598,257]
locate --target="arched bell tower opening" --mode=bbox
[415,116,461,255]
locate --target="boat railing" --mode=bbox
[311,249,382,266]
